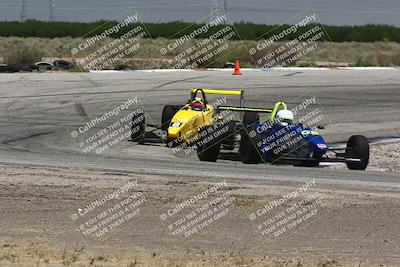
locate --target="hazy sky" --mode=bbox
[0,0,399,26]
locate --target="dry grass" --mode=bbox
[0,242,355,267]
[0,37,399,68]
[4,46,44,64]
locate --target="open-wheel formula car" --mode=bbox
[219,101,370,170]
[161,89,243,143]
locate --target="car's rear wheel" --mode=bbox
[220,120,236,150]
[345,135,369,170]
[239,133,260,164]
[243,112,259,127]
[240,112,260,164]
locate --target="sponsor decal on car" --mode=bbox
[317,143,327,149]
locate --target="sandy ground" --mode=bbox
[1,162,400,266]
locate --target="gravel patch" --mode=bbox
[368,142,400,172]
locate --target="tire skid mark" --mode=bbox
[75,102,89,120]
[2,131,54,144]
[0,74,218,99]
[282,71,302,77]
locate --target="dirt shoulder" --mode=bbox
[0,162,400,266]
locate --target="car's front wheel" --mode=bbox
[161,105,182,132]
[345,135,369,170]
[197,128,221,162]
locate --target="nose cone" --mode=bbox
[168,127,181,139]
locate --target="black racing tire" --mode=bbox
[197,128,221,162]
[161,105,182,132]
[114,64,131,71]
[239,133,260,164]
[53,60,75,70]
[345,135,369,170]
[221,120,236,150]
[8,63,35,73]
[0,64,9,73]
[131,110,145,142]
[243,112,259,127]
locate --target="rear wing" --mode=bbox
[218,106,272,113]
[218,101,288,122]
[191,88,244,107]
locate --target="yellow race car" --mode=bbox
[162,89,241,142]
[131,88,268,162]
[160,88,243,161]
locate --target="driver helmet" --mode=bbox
[276,110,294,126]
[190,99,205,111]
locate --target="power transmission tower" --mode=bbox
[223,0,228,24]
[210,0,221,22]
[210,0,218,22]
[224,0,227,15]
[20,0,27,22]
[210,0,228,24]
[49,0,55,21]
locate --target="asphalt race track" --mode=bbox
[0,69,400,186]
[1,69,400,265]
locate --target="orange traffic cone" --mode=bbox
[232,60,242,75]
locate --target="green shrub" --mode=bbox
[0,20,400,43]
